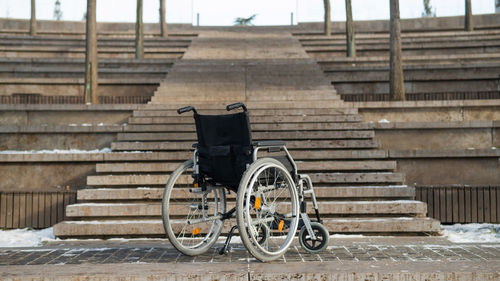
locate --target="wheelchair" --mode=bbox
[161,102,329,262]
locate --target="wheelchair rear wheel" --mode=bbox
[236,158,299,262]
[162,159,226,256]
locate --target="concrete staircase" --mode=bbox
[53,106,438,237]
[149,30,343,108]
[294,30,500,100]
[53,29,439,238]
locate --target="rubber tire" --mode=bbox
[298,222,329,254]
[236,158,299,262]
[161,159,225,256]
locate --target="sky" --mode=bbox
[0,0,497,26]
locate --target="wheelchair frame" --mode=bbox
[161,102,329,262]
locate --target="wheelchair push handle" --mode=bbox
[226,102,247,112]
[177,106,197,115]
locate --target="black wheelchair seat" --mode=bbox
[194,111,253,191]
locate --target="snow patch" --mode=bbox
[0,148,112,154]
[378,119,390,123]
[441,223,500,243]
[0,227,55,247]
[64,220,160,224]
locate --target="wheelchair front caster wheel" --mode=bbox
[298,222,329,254]
[256,223,270,245]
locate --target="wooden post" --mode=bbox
[160,0,168,37]
[389,0,405,101]
[84,0,98,104]
[345,0,356,57]
[323,0,331,36]
[136,0,144,59]
[30,0,36,36]
[465,0,473,31]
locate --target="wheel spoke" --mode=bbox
[162,160,225,255]
[237,159,299,261]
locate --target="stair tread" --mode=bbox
[66,200,427,217]
[78,185,415,201]
[53,217,440,237]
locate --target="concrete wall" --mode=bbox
[0,163,95,191]
[373,122,499,150]
[0,105,133,126]
[398,158,500,186]
[0,133,117,151]
[355,100,500,123]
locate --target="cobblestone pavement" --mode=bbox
[1,238,500,266]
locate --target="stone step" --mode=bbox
[1,40,189,48]
[110,139,380,151]
[323,217,440,233]
[122,123,373,132]
[86,172,403,186]
[116,130,375,141]
[53,217,440,237]
[77,186,415,201]
[95,160,396,173]
[334,79,497,95]
[308,173,404,184]
[300,36,500,46]
[71,150,388,162]
[128,114,363,124]
[0,45,187,53]
[148,99,346,108]
[65,200,427,218]
[152,88,340,100]
[324,69,500,83]
[295,29,500,40]
[132,108,358,117]
[316,53,500,65]
[303,40,500,53]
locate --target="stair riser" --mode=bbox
[111,140,380,151]
[53,217,440,237]
[129,115,362,124]
[77,186,415,201]
[149,99,346,108]
[96,161,396,173]
[87,173,404,186]
[132,108,358,117]
[117,131,375,141]
[95,150,388,162]
[123,123,373,132]
[309,173,404,184]
[65,202,427,218]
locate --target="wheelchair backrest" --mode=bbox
[194,111,253,190]
[194,112,252,147]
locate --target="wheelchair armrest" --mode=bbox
[252,140,286,147]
